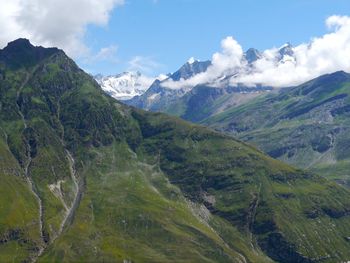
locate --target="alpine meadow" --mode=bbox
[1,1,350,263]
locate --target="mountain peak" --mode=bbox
[313,70,350,85]
[245,48,261,64]
[328,70,349,76]
[96,71,154,100]
[279,42,292,49]
[170,60,211,81]
[0,38,61,69]
[187,57,197,64]
[278,42,294,57]
[5,38,33,50]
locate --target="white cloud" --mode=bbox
[157,74,169,81]
[0,0,124,58]
[128,56,162,74]
[235,15,350,87]
[84,45,119,64]
[187,57,196,64]
[163,37,245,89]
[137,74,159,88]
[164,15,350,89]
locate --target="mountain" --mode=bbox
[164,84,272,122]
[278,43,294,59]
[203,71,350,185]
[125,59,212,111]
[95,71,158,100]
[125,45,295,116]
[245,48,262,64]
[169,58,211,81]
[3,39,350,262]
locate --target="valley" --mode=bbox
[2,39,350,262]
[2,0,350,261]
[123,55,350,187]
[201,71,350,185]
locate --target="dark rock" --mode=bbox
[258,232,312,263]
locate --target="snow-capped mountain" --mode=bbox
[125,59,211,110]
[170,58,211,81]
[98,44,295,103]
[95,72,164,100]
[278,42,294,59]
[124,44,296,111]
[244,48,262,64]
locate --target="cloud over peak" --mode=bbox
[163,15,350,89]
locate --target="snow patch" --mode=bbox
[96,72,166,100]
[147,92,160,102]
[187,57,196,64]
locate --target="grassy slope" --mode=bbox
[203,72,350,183]
[2,41,350,262]
[0,48,268,262]
[164,85,262,123]
[0,134,41,262]
[41,142,268,263]
[133,111,350,262]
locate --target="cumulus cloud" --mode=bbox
[164,37,245,89]
[164,15,350,89]
[235,15,350,87]
[0,0,124,58]
[136,74,167,89]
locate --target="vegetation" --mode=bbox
[1,39,350,262]
[203,71,350,185]
[163,85,268,123]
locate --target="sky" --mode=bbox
[82,0,350,76]
[1,0,350,80]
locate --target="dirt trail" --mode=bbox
[56,150,81,235]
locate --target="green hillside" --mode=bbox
[2,39,350,262]
[163,85,269,123]
[203,71,350,185]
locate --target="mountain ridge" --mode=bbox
[95,71,165,101]
[202,70,350,184]
[123,44,295,115]
[2,39,350,262]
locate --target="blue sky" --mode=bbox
[79,0,350,76]
[0,1,349,88]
